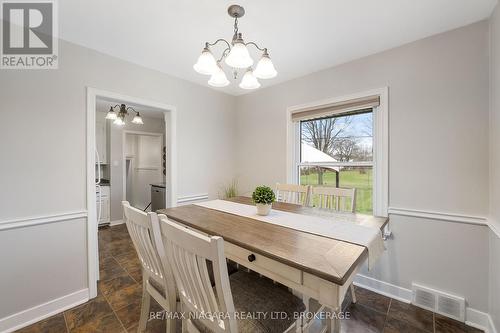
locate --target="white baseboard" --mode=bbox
[353,274,413,303]
[487,313,499,333]
[0,289,88,333]
[109,219,124,226]
[354,274,496,333]
[466,308,497,333]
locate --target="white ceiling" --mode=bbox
[60,0,497,96]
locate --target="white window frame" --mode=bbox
[286,87,389,217]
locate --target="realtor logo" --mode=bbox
[1,0,58,69]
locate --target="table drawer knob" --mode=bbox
[247,254,256,262]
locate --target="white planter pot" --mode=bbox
[256,203,272,216]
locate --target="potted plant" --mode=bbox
[252,186,276,216]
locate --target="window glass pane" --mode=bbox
[300,111,373,163]
[299,166,373,214]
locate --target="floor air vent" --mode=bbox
[412,283,465,322]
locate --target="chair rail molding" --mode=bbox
[388,207,488,226]
[177,193,209,205]
[0,211,87,231]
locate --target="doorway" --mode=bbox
[86,88,177,298]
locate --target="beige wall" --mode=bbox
[0,218,87,322]
[0,39,236,321]
[489,3,500,330]
[235,21,491,311]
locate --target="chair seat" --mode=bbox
[195,270,305,333]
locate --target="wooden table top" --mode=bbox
[157,196,389,285]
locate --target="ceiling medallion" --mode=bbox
[193,4,277,90]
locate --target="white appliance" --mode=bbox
[96,149,111,225]
[96,186,110,225]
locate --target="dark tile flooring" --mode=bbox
[16,224,483,333]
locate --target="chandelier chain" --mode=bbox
[234,17,239,36]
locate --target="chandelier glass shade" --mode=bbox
[193,5,277,90]
[208,63,230,87]
[105,109,117,120]
[224,37,254,69]
[254,51,277,79]
[105,104,143,126]
[239,68,261,90]
[193,47,218,75]
[113,117,125,126]
[132,114,144,124]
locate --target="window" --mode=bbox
[287,89,388,216]
[299,111,374,213]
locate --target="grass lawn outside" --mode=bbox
[300,167,373,214]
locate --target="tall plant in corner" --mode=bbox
[252,185,276,216]
[220,179,238,199]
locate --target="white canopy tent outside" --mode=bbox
[301,143,340,186]
[301,143,339,170]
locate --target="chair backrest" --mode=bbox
[122,201,174,291]
[276,183,311,206]
[154,216,237,333]
[311,187,356,213]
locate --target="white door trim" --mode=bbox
[86,87,177,298]
[285,87,389,217]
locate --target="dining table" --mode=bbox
[157,196,389,333]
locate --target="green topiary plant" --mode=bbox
[252,186,276,205]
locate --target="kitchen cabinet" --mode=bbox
[97,196,110,223]
[97,185,110,225]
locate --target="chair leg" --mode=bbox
[180,302,188,333]
[350,283,357,304]
[294,318,303,333]
[138,278,151,332]
[166,317,175,333]
[301,294,310,333]
[164,298,180,333]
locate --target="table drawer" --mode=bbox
[225,242,302,285]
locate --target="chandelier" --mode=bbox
[105,104,143,126]
[193,4,277,90]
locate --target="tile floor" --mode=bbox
[16,224,483,333]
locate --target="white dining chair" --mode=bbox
[276,183,311,206]
[152,215,305,333]
[310,186,356,213]
[302,187,357,332]
[122,201,178,333]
